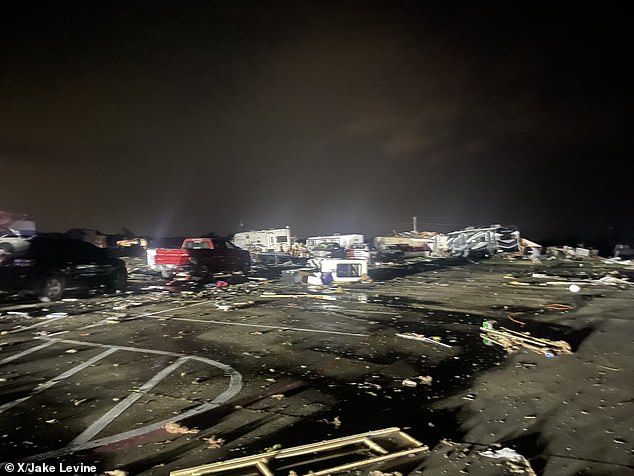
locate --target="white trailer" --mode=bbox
[233,226,293,252]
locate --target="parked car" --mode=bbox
[0,237,127,301]
[148,237,251,279]
[310,242,347,259]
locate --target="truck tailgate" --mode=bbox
[154,249,190,266]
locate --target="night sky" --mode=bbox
[2,2,631,247]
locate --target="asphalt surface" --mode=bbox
[1,257,633,475]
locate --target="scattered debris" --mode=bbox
[270,394,285,400]
[481,321,572,356]
[104,470,128,476]
[264,443,283,453]
[331,416,342,429]
[508,312,526,326]
[401,378,418,387]
[416,375,433,385]
[163,422,198,434]
[203,435,225,448]
[65,349,78,354]
[396,332,452,348]
[597,275,631,286]
[480,449,523,462]
[169,428,427,476]
[479,447,537,476]
[544,303,573,311]
[45,312,68,318]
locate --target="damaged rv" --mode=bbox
[447,224,520,257]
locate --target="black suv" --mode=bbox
[0,237,127,301]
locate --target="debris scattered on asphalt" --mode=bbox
[169,427,427,476]
[270,394,285,400]
[45,312,68,318]
[396,332,452,348]
[401,378,418,387]
[203,435,225,448]
[163,422,198,434]
[480,447,525,462]
[331,416,342,429]
[104,470,128,476]
[264,443,283,453]
[481,321,572,356]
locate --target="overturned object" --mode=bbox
[480,321,572,357]
[170,427,427,475]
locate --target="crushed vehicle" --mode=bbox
[0,237,127,301]
[147,237,251,279]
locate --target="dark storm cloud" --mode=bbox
[1,2,631,243]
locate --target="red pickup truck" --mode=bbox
[148,238,251,279]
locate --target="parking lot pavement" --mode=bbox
[1,260,633,475]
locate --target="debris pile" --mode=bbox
[480,321,572,357]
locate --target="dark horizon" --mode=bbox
[2,2,631,251]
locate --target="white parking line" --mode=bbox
[148,315,370,337]
[0,348,118,414]
[0,341,56,364]
[6,315,69,334]
[79,300,210,329]
[0,337,243,460]
[70,356,189,447]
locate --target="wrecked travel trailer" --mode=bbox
[446,224,520,257]
[374,230,451,258]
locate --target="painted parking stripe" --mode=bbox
[6,315,69,334]
[0,337,243,460]
[0,341,56,364]
[70,356,189,447]
[0,347,117,414]
[148,315,370,337]
[79,300,210,329]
